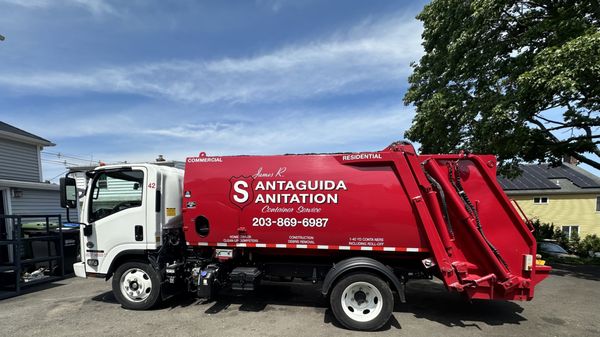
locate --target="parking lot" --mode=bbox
[0,263,599,337]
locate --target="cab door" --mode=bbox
[83,167,147,274]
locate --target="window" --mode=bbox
[596,196,600,212]
[562,225,579,240]
[89,170,144,222]
[533,196,549,204]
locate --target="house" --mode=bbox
[0,121,67,223]
[497,161,600,239]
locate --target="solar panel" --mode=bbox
[497,163,600,190]
[546,165,600,188]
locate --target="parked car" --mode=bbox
[537,241,579,259]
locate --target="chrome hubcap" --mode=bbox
[120,268,152,302]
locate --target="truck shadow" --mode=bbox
[159,279,524,330]
[91,279,526,330]
[172,281,402,331]
[400,280,526,328]
[547,263,600,281]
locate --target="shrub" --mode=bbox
[577,234,600,257]
[527,219,600,259]
[531,219,555,241]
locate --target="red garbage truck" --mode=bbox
[61,141,550,331]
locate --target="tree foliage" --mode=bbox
[405,0,600,175]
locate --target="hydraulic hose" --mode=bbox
[447,162,510,271]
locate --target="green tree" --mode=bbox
[577,234,600,257]
[404,0,600,175]
[531,219,555,241]
[552,227,570,249]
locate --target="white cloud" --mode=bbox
[0,0,116,15]
[0,14,422,103]
[19,101,414,160]
[85,103,413,159]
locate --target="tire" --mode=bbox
[330,272,394,331]
[112,261,162,310]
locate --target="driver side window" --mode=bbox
[89,170,144,222]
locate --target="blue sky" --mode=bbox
[1,0,428,182]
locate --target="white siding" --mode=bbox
[99,175,143,201]
[10,188,74,222]
[0,138,41,182]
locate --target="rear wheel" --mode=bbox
[112,261,161,310]
[330,272,394,331]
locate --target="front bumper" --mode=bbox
[73,262,86,278]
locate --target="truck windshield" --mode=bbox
[89,170,144,222]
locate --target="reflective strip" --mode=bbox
[194,242,426,252]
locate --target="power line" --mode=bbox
[41,158,81,167]
[41,151,95,163]
[48,170,69,182]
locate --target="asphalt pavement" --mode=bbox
[0,263,599,337]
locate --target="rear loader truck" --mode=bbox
[60,141,550,331]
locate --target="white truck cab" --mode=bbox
[67,164,184,279]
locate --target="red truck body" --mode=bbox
[182,142,550,302]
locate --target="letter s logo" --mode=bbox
[233,181,249,203]
[229,176,254,209]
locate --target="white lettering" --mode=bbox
[187,157,223,163]
[275,167,287,177]
[233,181,249,203]
[341,153,382,161]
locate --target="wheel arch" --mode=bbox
[105,250,148,280]
[321,257,405,303]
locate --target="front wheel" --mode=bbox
[330,272,394,331]
[112,261,162,310]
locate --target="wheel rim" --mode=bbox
[120,268,153,302]
[340,281,384,323]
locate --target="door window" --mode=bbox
[89,170,144,222]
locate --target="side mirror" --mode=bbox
[60,177,78,209]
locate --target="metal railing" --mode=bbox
[0,214,66,300]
